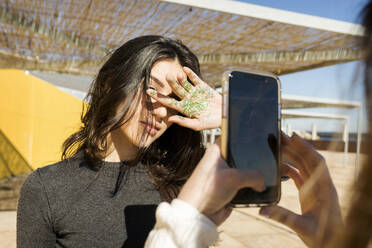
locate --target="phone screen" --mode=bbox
[228,71,280,205]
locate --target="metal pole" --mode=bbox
[311,123,317,140]
[342,119,349,167]
[202,130,208,147]
[210,128,215,144]
[287,123,292,136]
[355,106,362,180]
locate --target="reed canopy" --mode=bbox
[0,0,364,86]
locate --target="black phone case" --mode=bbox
[221,69,282,207]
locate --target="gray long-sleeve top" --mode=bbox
[17,154,163,248]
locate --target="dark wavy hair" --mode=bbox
[62,35,204,201]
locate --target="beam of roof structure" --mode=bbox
[162,0,364,36]
[282,94,362,109]
[282,110,349,119]
[0,0,364,86]
[199,49,362,65]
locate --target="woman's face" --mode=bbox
[120,58,183,147]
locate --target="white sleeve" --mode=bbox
[145,199,219,248]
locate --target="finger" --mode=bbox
[176,72,194,92]
[232,169,266,192]
[168,115,201,130]
[282,145,310,180]
[289,133,326,173]
[204,142,222,159]
[281,163,304,189]
[305,162,335,197]
[166,74,189,99]
[259,206,309,235]
[183,67,204,86]
[146,89,183,113]
[281,131,291,144]
[287,134,334,192]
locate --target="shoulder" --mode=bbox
[22,152,94,196]
[36,155,85,183]
[20,169,44,197]
[20,156,82,196]
[20,154,96,214]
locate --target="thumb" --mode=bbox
[168,115,199,130]
[259,206,305,234]
[236,170,265,192]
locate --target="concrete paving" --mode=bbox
[0,211,16,248]
[0,151,363,247]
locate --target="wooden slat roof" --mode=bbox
[0,0,365,86]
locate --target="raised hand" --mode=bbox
[146,67,222,131]
[259,133,343,248]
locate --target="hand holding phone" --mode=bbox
[259,134,342,247]
[178,141,265,226]
[221,70,282,207]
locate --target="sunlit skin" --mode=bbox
[147,66,222,131]
[105,59,222,162]
[104,59,182,162]
[150,84,212,118]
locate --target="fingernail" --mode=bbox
[146,89,157,97]
[259,207,272,217]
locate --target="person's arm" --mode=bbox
[145,141,265,248]
[145,199,218,248]
[17,170,56,247]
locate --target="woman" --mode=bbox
[145,2,372,247]
[16,35,223,247]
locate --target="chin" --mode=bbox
[134,134,158,148]
[129,125,168,148]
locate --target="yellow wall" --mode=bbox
[0,69,83,169]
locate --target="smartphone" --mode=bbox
[221,70,281,207]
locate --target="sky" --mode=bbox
[237,0,368,133]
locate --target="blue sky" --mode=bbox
[238,0,367,23]
[238,0,368,133]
